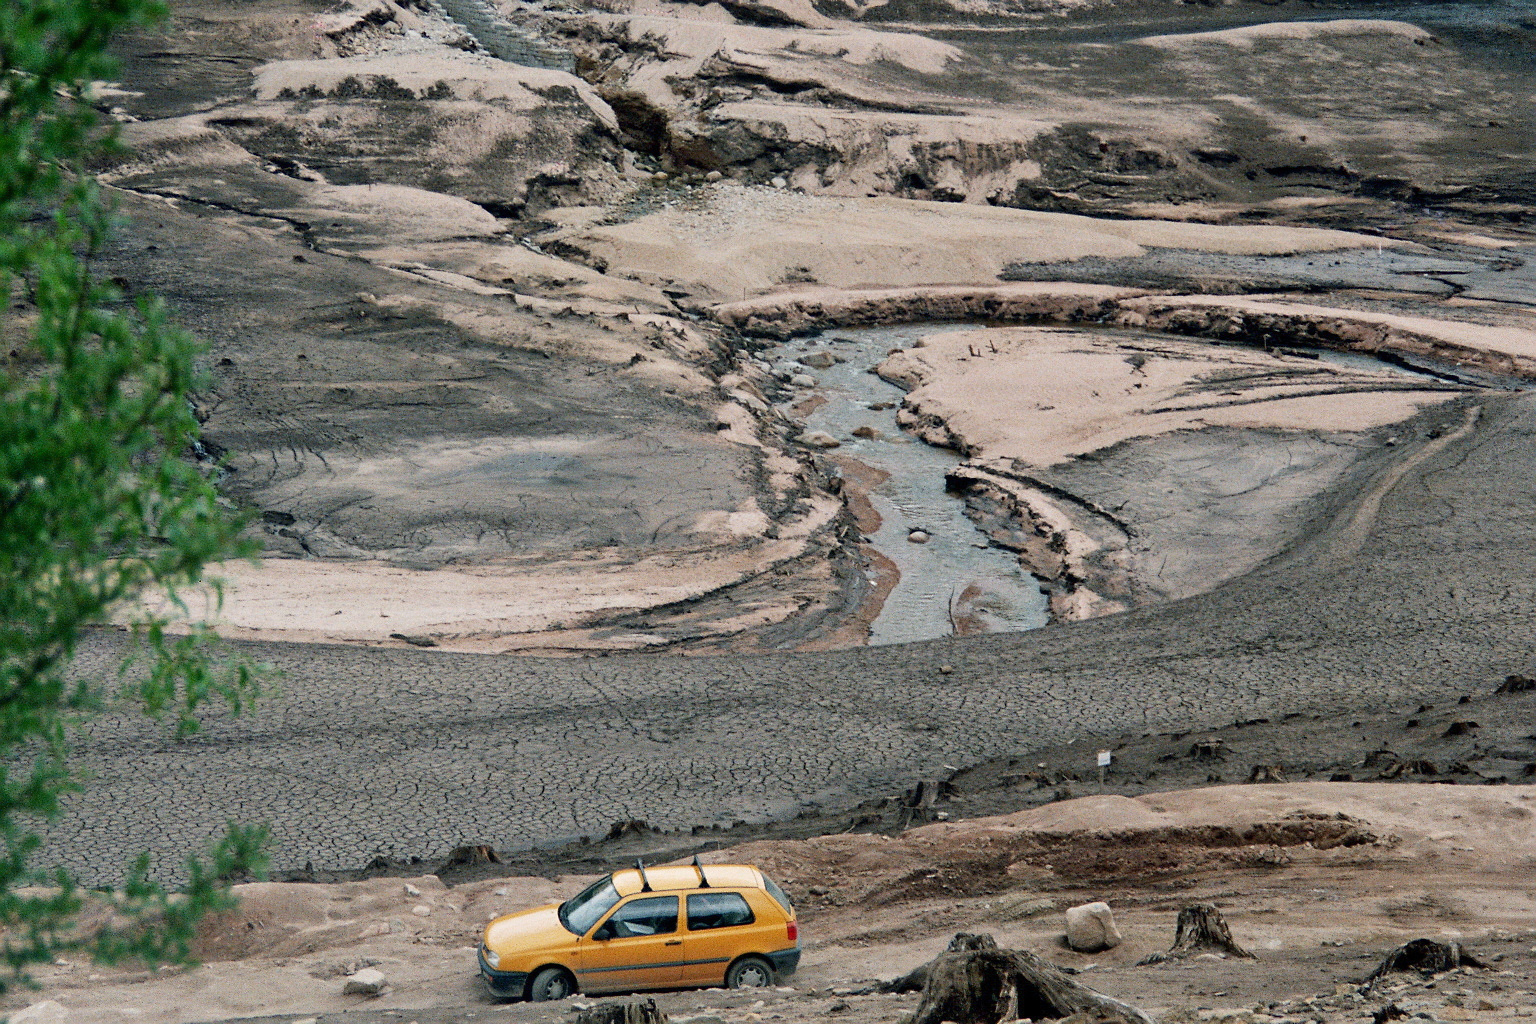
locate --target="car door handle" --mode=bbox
[665,939,683,945]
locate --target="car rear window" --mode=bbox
[687,891,754,930]
[761,874,794,916]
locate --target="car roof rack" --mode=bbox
[692,854,711,888]
[634,858,653,893]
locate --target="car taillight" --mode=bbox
[787,920,798,942]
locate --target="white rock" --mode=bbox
[404,883,422,897]
[770,177,787,188]
[343,967,390,995]
[907,529,930,544]
[295,1019,319,1024]
[1064,901,1123,953]
[802,431,841,449]
[412,904,432,917]
[790,373,816,387]
[705,170,724,182]
[9,1002,67,1024]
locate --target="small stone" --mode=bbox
[653,171,669,181]
[1064,901,1123,953]
[790,373,816,387]
[799,351,836,369]
[770,177,787,189]
[343,967,389,996]
[808,885,829,896]
[851,425,880,439]
[295,1019,319,1024]
[802,431,841,449]
[404,883,422,897]
[939,664,953,674]
[412,904,431,917]
[705,170,723,181]
[908,529,930,544]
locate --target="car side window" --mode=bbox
[686,892,756,931]
[594,895,679,939]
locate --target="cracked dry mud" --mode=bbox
[13,0,1536,1020]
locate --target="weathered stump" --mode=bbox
[574,999,668,1024]
[1364,939,1488,982]
[879,933,998,993]
[1137,904,1255,965]
[910,943,1154,1024]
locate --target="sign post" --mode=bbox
[1096,750,1112,791]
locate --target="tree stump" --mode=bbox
[1364,939,1488,983]
[879,932,998,993]
[1246,764,1286,783]
[1137,904,1255,965]
[910,942,1154,1024]
[574,999,668,1024]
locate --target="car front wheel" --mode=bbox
[528,966,577,1001]
[725,956,775,989]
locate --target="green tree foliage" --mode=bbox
[0,0,267,991]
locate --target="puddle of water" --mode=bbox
[766,324,1050,646]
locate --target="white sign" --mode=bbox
[1096,750,1112,767]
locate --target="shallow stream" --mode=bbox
[765,321,1452,646]
[767,323,1051,646]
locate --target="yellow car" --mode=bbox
[479,859,800,1001]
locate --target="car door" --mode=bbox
[679,890,758,986]
[577,894,684,993]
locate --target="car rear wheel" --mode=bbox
[726,956,775,989]
[528,966,577,1001]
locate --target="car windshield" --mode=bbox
[559,876,621,936]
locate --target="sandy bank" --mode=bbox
[551,185,1380,303]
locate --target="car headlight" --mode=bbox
[482,944,500,970]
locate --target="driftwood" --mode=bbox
[878,933,998,993]
[910,939,1154,1024]
[1365,939,1489,983]
[574,999,668,1024]
[1137,904,1256,965]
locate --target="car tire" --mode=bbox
[527,966,577,1002]
[725,956,775,990]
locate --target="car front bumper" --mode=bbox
[767,946,801,978]
[479,948,529,999]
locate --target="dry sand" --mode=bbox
[15,783,1536,1024]
[877,326,1460,469]
[552,185,1382,302]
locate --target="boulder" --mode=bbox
[851,425,881,439]
[799,351,836,369]
[1064,901,1123,953]
[802,431,841,449]
[790,373,817,387]
[343,967,390,995]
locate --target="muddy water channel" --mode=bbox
[766,322,1451,646]
[769,324,1050,645]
